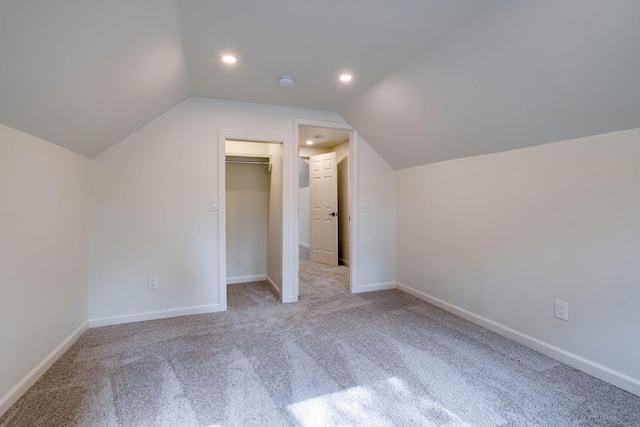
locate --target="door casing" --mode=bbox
[294,119,358,297]
[218,120,358,309]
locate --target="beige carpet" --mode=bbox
[1,247,639,426]
[298,244,350,296]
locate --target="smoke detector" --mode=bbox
[278,75,295,87]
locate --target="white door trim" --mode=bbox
[293,118,358,296]
[218,131,290,308]
[349,129,359,294]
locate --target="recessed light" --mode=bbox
[222,55,236,64]
[306,140,313,145]
[339,74,353,82]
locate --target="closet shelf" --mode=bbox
[225,154,272,172]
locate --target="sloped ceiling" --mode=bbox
[1,1,639,166]
[0,0,487,158]
[177,0,488,111]
[340,1,640,169]
[0,0,190,158]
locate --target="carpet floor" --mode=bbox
[1,248,639,426]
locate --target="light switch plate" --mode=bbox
[358,198,369,209]
[210,198,218,211]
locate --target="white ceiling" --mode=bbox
[299,126,349,148]
[177,0,488,111]
[0,0,487,158]
[0,0,190,158]
[341,1,640,169]
[1,1,639,168]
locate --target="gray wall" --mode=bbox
[0,125,90,409]
[226,162,269,281]
[298,158,310,247]
[397,127,640,393]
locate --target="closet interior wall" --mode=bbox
[225,141,282,292]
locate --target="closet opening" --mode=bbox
[224,140,283,305]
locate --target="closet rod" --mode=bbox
[225,160,270,165]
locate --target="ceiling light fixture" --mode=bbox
[339,74,353,83]
[306,140,313,145]
[278,75,295,87]
[222,55,236,64]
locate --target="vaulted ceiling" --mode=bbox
[0,0,190,158]
[1,1,639,167]
[342,1,640,168]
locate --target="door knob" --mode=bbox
[328,212,337,217]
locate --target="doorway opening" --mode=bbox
[298,125,352,297]
[221,138,284,308]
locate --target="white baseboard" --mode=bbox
[227,275,266,285]
[299,242,309,249]
[395,282,640,397]
[88,304,221,328]
[339,258,350,267]
[0,321,88,417]
[266,275,282,299]
[354,282,396,293]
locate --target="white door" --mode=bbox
[309,152,338,265]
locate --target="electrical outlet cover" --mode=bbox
[148,275,159,290]
[555,299,568,321]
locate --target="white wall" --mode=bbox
[334,140,349,164]
[336,141,350,265]
[298,158,309,247]
[0,125,90,411]
[225,163,269,282]
[396,128,640,395]
[225,141,273,283]
[355,136,396,290]
[266,143,283,292]
[226,140,271,158]
[299,146,331,158]
[89,97,345,322]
